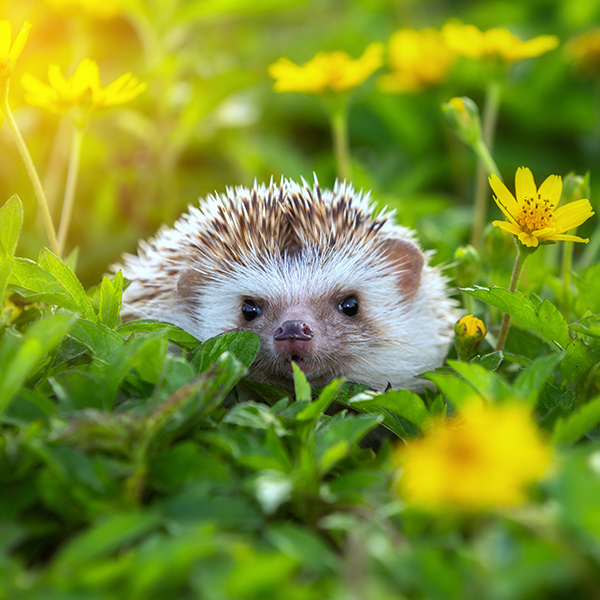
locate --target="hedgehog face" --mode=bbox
[117,178,456,392]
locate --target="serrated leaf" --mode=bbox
[560,338,599,387]
[551,396,600,445]
[463,286,570,347]
[448,360,513,403]
[512,352,564,406]
[98,271,123,329]
[570,315,600,339]
[8,257,82,312]
[0,194,23,257]
[38,249,96,321]
[117,319,200,347]
[468,351,503,371]
[68,318,125,363]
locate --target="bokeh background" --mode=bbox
[1,0,600,286]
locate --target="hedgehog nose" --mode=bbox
[273,320,314,342]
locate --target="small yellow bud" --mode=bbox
[442,96,481,145]
[454,244,480,288]
[454,315,486,361]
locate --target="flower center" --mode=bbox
[516,195,555,233]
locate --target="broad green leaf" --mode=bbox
[512,352,564,406]
[551,396,600,445]
[424,371,479,409]
[462,286,570,347]
[296,378,346,422]
[448,360,513,403]
[8,257,82,312]
[570,315,600,339]
[52,512,161,572]
[224,402,287,435]
[191,330,260,372]
[575,263,600,315]
[38,249,96,321]
[0,255,12,306]
[0,195,23,257]
[68,318,125,363]
[468,351,503,371]
[0,312,78,415]
[292,363,311,402]
[117,319,200,348]
[98,271,123,329]
[344,388,430,429]
[560,338,599,387]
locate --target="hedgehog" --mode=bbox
[116,178,456,392]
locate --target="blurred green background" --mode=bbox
[1,0,600,285]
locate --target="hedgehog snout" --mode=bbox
[273,320,314,357]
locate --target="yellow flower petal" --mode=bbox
[489,174,519,223]
[538,173,562,208]
[549,233,589,243]
[0,21,12,61]
[517,231,539,247]
[8,21,31,65]
[492,220,521,236]
[553,199,595,231]
[515,166,537,202]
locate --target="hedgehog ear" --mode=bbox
[379,238,424,302]
[177,267,205,302]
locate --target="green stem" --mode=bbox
[328,96,351,182]
[57,126,84,257]
[495,244,528,352]
[474,137,502,179]
[471,77,503,251]
[1,86,59,255]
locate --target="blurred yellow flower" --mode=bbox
[21,58,146,121]
[568,29,600,75]
[442,22,558,64]
[45,0,121,20]
[379,28,455,93]
[0,20,31,86]
[490,167,594,248]
[396,402,552,511]
[268,43,384,94]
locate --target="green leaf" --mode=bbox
[462,286,570,347]
[575,263,600,315]
[8,257,82,312]
[551,396,600,445]
[38,249,97,321]
[292,363,311,402]
[560,338,599,387]
[296,378,346,422]
[0,312,78,415]
[512,352,564,406]
[190,330,260,372]
[570,314,600,339]
[468,350,503,371]
[447,360,513,403]
[68,318,125,363]
[0,194,23,257]
[117,319,200,348]
[98,271,123,329]
[224,402,287,435]
[345,389,429,428]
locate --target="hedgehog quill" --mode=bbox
[117,178,456,392]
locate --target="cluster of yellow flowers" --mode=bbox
[269,21,559,96]
[0,18,145,123]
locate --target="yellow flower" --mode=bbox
[442,21,559,64]
[568,29,600,75]
[454,315,486,361]
[395,402,552,511]
[490,167,594,248]
[21,58,146,120]
[268,43,384,94]
[379,28,455,93]
[456,314,486,338]
[0,20,31,86]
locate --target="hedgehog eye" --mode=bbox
[242,299,262,322]
[339,295,359,317]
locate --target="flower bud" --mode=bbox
[454,315,486,361]
[442,96,481,145]
[562,172,590,204]
[454,244,480,288]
